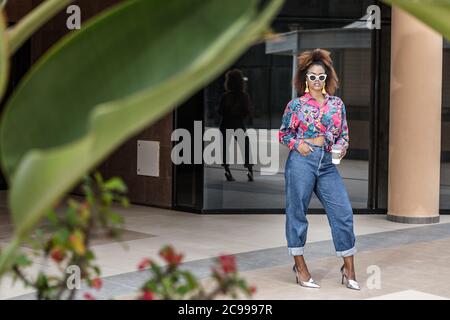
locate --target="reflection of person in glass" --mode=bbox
[218,69,254,182]
[279,49,359,290]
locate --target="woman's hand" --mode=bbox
[339,148,347,160]
[297,143,312,156]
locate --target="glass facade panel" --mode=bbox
[202,0,376,210]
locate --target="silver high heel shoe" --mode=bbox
[340,265,360,290]
[292,265,320,289]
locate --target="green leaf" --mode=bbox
[381,0,450,40]
[7,0,74,55]
[0,9,8,100]
[85,249,95,261]
[181,271,199,289]
[120,197,130,208]
[101,192,114,206]
[46,209,58,225]
[94,172,104,187]
[161,276,174,295]
[14,253,32,267]
[54,228,70,246]
[66,206,78,227]
[36,272,49,289]
[236,279,247,290]
[92,265,101,276]
[0,0,283,275]
[150,262,162,277]
[108,211,124,225]
[176,285,190,296]
[104,177,127,193]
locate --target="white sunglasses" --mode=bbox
[306,73,327,82]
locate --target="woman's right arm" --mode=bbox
[278,99,304,151]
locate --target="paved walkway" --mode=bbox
[1,194,450,300]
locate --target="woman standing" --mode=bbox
[278,49,359,290]
[218,69,254,182]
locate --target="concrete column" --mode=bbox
[387,7,442,224]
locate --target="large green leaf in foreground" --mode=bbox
[382,0,450,40]
[0,0,283,271]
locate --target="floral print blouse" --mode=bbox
[278,92,349,153]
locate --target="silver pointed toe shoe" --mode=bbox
[340,265,360,290]
[292,265,321,289]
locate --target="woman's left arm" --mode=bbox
[335,100,349,159]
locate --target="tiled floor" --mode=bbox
[1,192,450,300]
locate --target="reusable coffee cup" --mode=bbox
[331,144,343,164]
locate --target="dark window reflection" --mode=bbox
[440,44,450,209]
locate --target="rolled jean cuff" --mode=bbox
[336,246,357,257]
[288,247,304,256]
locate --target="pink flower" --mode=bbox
[137,258,153,271]
[50,247,65,263]
[91,278,102,290]
[249,285,257,295]
[159,246,183,266]
[218,255,237,274]
[83,293,96,300]
[139,289,154,300]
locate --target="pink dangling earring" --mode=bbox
[305,81,309,93]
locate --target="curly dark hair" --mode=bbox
[224,69,246,92]
[293,48,339,96]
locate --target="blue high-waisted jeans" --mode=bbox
[284,141,357,257]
